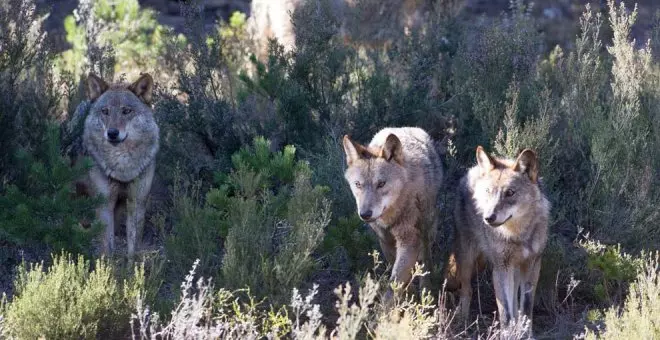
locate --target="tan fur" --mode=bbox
[79,73,159,258]
[446,146,550,333]
[343,127,443,292]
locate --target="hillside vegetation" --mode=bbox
[0,0,659,338]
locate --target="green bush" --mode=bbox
[584,252,660,339]
[219,137,330,303]
[1,252,145,339]
[0,0,56,178]
[581,238,643,304]
[0,126,101,254]
[56,0,168,80]
[163,137,329,304]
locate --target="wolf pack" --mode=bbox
[76,73,550,335]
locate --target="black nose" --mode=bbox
[484,214,496,224]
[107,128,119,140]
[359,210,373,221]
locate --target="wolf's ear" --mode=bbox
[87,73,108,102]
[514,149,538,183]
[381,134,403,164]
[476,146,495,174]
[343,135,366,166]
[129,73,154,105]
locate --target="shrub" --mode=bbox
[163,137,329,305]
[56,0,168,80]
[1,252,145,339]
[581,238,643,304]
[0,126,101,254]
[0,0,56,178]
[219,137,330,303]
[154,2,238,186]
[133,255,534,340]
[583,252,660,339]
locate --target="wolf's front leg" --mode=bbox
[391,242,421,291]
[492,266,517,328]
[98,204,115,255]
[126,166,154,259]
[520,256,542,324]
[125,197,146,259]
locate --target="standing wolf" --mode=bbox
[447,146,549,330]
[80,73,159,258]
[343,127,443,290]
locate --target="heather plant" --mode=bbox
[219,138,330,303]
[0,0,55,178]
[581,238,643,304]
[162,137,329,304]
[2,253,145,339]
[451,0,542,154]
[583,252,660,339]
[1,0,660,338]
[132,254,535,340]
[154,2,238,186]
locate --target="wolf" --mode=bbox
[343,127,443,291]
[78,73,159,258]
[446,146,550,331]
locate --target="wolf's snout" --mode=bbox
[359,210,373,221]
[484,214,497,225]
[107,128,120,141]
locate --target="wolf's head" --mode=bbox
[86,73,155,146]
[471,146,540,227]
[342,134,407,223]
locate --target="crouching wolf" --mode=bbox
[446,146,549,331]
[79,73,159,258]
[343,127,443,291]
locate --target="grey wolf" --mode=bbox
[79,73,159,258]
[343,127,443,290]
[446,146,550,331]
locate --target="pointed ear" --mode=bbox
[476,146,495,174]
[87,73,108,101]
[381,134,403,164]
[514,149,538,183]
[128,73,154,105]
[343,135,363,166]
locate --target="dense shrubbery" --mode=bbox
[1,253,144,339]
[0,0,659,338]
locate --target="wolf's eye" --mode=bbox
[377,180,386,189]
[122,107,133,115]
[354,181,362,189]
[101,108,109,115]
[505,189,516,197]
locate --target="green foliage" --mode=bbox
[2,252,145,339]
[0,0,57,179]
[219,137,330,303]
[0,125,102,254]
[323,216,378,272]
[56,0,167,79]
[584,252,660,339]
[162,172,225,280]
[228,136,308,188]
[133,257,471,339]
[163,137,329,305]
[582,238,643,303]
[452,0,541,151]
